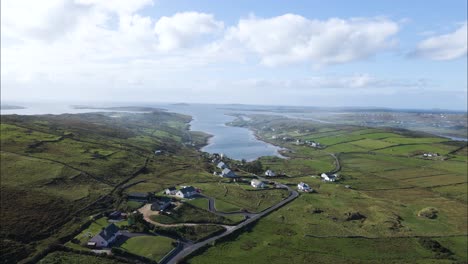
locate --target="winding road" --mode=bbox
[160,183,298,264]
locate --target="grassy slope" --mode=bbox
[0,111,209,263]
[188,115,467,263]
[118,235,175,262]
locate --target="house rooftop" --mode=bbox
[98,223,119,241]
[180,186,196,194]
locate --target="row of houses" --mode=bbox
[214,161,238,178]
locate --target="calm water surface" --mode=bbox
[1,102,283,160]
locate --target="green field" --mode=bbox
[150,203,241,225]
[196,182,290,213]
[1,111,466,264]
[187,115,468,264]
[118,235,175,262]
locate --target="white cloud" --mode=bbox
[154,12,224,51]
[224,14,399,66]
[412,22,467,60]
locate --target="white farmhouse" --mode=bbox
[164,187,177,195]
[251,179,266,188]
[176,186,197,198]
[321,173,337,182]
[265,170,276,177]
[297,182,312,192]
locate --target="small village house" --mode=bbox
[221,168,237,178]
[321,173,337,182]
[176,186,198,198]
[88,223,120,248]
[251,179,266,188]
[164,187,177,195]
[297,182,312,192]
[265,169,276,177]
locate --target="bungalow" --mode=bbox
[176,186,198,198]
[151,197,171,211]
[251,179,266,188]
[221,168,237,178]
[265,170,276,177]
[217,161,228,169]
[88,223,120,248]
[297,182,312,192]
[164,187,177,195]
[127,192,153,202]
[321,173,337,182]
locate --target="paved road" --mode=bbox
[162,184,298,264]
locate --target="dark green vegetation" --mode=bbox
[188,114,467,264]
[0,110,216,263]
[39,251,128,264]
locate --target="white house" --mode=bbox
[251,179,266,188]
[321,173,337,182]
[88,223,120,248]
[164,187,177,195]
[221,168,237,178]
[297,182,312,192]
[265,170,276,177]
[217,161,228,169]
[176,186,197,198]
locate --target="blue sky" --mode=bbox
[1,0,467,110]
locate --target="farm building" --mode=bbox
[321,173,337,182]
[127,192,153,202]
[88,223,120,248]
[164,187,177,195]
[265,170,276,177]
[251,179,266,188]
[108,211,122,220]
[221,168,237,178]
[151,197,171,211]
[176,186,198,198]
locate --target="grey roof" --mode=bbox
[128,192,150,198]
[180,186,196,194]
[217,162,226,168]
[221,168,237,177]
[151,198,170,210]
[97,223,119,241]
[166,187,176,191]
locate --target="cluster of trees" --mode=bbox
[241,160,264,174]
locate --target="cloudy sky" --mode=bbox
[1,0,467,110]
